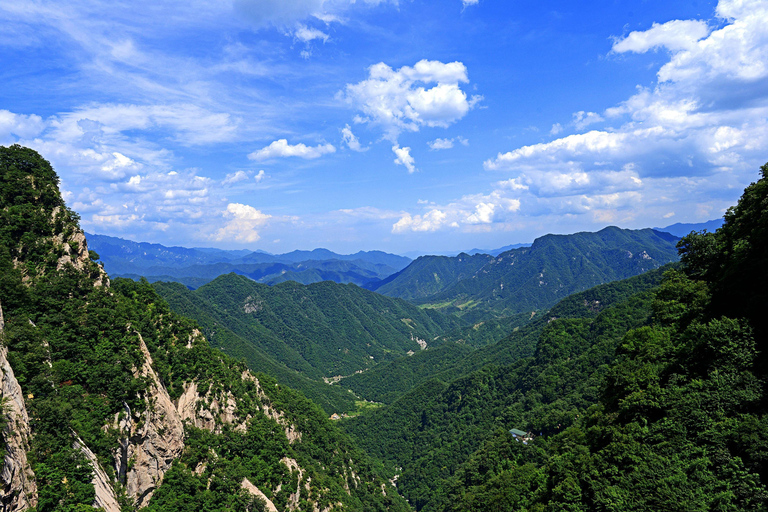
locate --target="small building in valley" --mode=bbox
[509,428,534,443]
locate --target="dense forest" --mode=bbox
[0,145,408,512]
[4,142,768,512]
[343,163,768,511]
[371,226,679,322]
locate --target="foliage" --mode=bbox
[344,163,768,511]
[378,226,679,322]
[0,146,410,512]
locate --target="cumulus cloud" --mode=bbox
[391,190,522,234]
[0,110,45,139]
[294,23,329,42]
[392,144,416,173]
[341,59,481,141]
[213,203,271,243]
[341,124,368,151]
[222,170,250,185]
[428,136,468,150]
[475,0,768,229]
[550,123,563,136]
[572,111,604,130]
[612,19,711,53]
[248,139,336,160]
[392,209,448,233]
[254,169,266,182]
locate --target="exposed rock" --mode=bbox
[248,373,303,444]
[113,333,185,508]
[73,436,120,512]
[281,458,304,511]
[0,301,38,512]
[241,478,278,512]
[52,217,108,287]
[175,381,247,434]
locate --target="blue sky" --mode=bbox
[1,0,767,255]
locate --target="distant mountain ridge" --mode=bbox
[369,226,680,321]
[85,233,411,288]
[654,218,724,237]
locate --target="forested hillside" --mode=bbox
[153,273,464,412]
[343,163,768,511]
[0,145,408,512]
[368,253,493,300]
[341,267,668,405]
[373,226,679,322]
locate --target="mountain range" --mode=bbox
[86,232,412,289]
[369,226,680,322]
[5,144,763,512]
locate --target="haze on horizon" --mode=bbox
[1,0,766,254]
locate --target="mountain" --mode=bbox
[463,242,531,256]
[342,164,768,511]
[367,252,494,300]
[654,218,724,237]
[86,233,411,289]
[0,145,408,511]
[372,226,680,321]
[340,265,670,405]
[154,274,464,382]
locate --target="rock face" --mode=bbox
[0,302,38,512]
[241,478,279,512]
[176,381,245,434]
[113,333,185,508]
[54,221,108,287]
[73,436,120,512]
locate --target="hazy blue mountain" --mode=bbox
[86,233,411,288]
[654,218,724,237]
[464,242,531,256]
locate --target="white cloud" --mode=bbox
[428,137,454,150]
[462,0,480,6]
[248,139,336,160]
[254,170,266,182]
[612,19,711,53]
[427,136,468,150]
[341,59,481,141]
[294,23,329,42]
[466,202,495,224]
[550,123,563,135]
[51,104,241,146]
[0,110,45,139]
[341,124,368,151]
[222,170,250,185]
[392,144,417,173]
[392,210,448,233]
[572,111,604,130]
[234,0,400,28]
[391,190,522,234]
[213,203,271,243]
[476,0,768,229]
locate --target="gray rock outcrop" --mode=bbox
[113,333,185,508]
[0,302,38,512]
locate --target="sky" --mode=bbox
[1,0,767,255]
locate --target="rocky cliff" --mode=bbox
[0,145,408,511]
[0,302,37,512]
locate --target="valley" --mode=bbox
[2,144,765,512]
